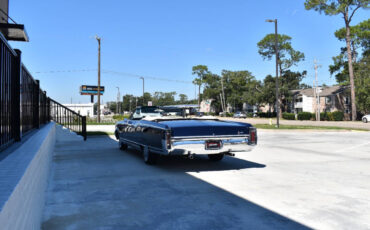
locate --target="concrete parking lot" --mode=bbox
[42,127,370,230]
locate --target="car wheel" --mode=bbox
[363,117,368,123]
[208,153,224,161]
[119,141,128,150]
[143,146,158,165]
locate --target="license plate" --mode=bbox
[205,140,222,150]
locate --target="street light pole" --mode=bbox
[116,87,120,114]
[95,35,101,123]
[266,19,279,128]
[140,77,144,105]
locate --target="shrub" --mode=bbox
[311,113,316,120]
[297,112,312,120]
[282,112,295,120]
[246,112,254,118]
[332,111,344,121]
[226,112,234,117]
[320,112,328,121]
[327,112,334,121]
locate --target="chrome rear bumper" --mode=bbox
[167,135,256,155]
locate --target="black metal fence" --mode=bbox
[0,32,86,152]
[0,32,17,150]
[49,98,86,140]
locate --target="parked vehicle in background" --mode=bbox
[195,112,205,117]
[233,111,247,119]
[362,114,370,123]
[132,106,162,119]
[160,106,183,116]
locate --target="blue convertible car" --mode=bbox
[115,110,257,164]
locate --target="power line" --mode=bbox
[33,69,96,74]
[32,68,193,84]
[102,70,193,84]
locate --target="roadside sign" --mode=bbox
[80,85,105,95]
[148,101,153,106]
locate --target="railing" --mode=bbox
[0,32,19,151]
[0,32,86,152]
[49,98,86,140]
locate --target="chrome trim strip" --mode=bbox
[172,135,249,141]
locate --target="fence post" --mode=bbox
[12,49,22,141]
[47,97,51,122]
[34,80,40,129]
[82,116,87,141]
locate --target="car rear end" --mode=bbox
[159,119,257,156]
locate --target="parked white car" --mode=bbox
[362,114,370,123]
[233,111,247,119]
[132,106,162,119]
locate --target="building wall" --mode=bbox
[302,95,313,113]
[63,104,94,117]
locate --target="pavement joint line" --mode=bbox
[334,141,370,153]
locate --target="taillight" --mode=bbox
[166,130,171,149]
[249,127,257,145]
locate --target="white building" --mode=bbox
[63,103,94,117]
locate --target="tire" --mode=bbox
[143,146,158,165]
[363,118,368,123]
[119,141,128,150]
[208,153,224,161]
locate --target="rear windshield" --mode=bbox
[141,107,159,113]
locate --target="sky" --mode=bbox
[8,0,369,104]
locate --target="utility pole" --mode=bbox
[140,77,144,105]
[314,59,321,122]
[220,93,225,112]
[266,19,279,127]
[95,35,101,123]
[116,87,120,114]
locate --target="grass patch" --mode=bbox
[86,131,115,136]
[254,124,368,131]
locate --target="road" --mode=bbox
[42,126,370,230]
[219,117,370,130]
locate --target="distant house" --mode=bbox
[291,85,351,119]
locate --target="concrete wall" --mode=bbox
[0,123,56,230]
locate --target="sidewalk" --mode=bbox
[219,117,370,130]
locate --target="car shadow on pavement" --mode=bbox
[123,147,266,172]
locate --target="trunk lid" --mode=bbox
[159,119,252,137]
